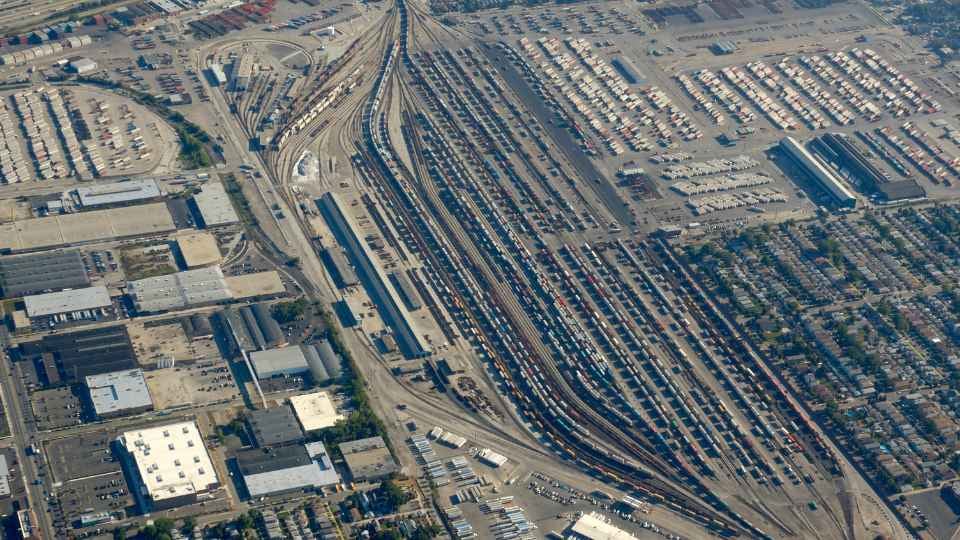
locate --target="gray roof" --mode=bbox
[127,266,231,312]
[0,249,89,298]
[249,346,310,379]
[339,436,398,481]
[238,443,339,497]
[85,369,152,417]
[193,182,239,227]
[76,179,161,207]
[24,285,111,317]
[0,454,9,497]
[247,405,304,447]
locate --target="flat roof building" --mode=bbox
[85,368,153,418]
[320,247,358,288]
[20,324,136,383]
[192,182,240,227]
[780,136,857,209]
[247,405,304,447]
[69,57,97,74]
[75,179,161,207]
[23,285,111,318]
[339,436,398,482]
[249,346,311,379]
[175,231,221,269]
[127,266,231,313]
[119,421,219,511]
[289,391,342,431]
[0,249,89,298]
[237,442,339,498]
[569,512,637,540]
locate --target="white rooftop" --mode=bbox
[570,512,637,540]
[290,391,343,431]
[85,369,152,417]
[119,421,218,503]
[24,285,111,317]
[193,182,239,227]
[76,179,161,207]
[127,266,231,312]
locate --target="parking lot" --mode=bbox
[30,387,83,431]
[46,431,121,483]
[57,471,133,527]
[145,355,240,410]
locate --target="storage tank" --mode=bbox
[315,340,342,379]
[302,344,330,384]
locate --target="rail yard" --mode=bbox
[0,0,959,538]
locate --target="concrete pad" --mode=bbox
[58,211,112,244]
[226,270,285,298]
[16,217,63,250]
[0,222,20,251]
[109,203,176,236]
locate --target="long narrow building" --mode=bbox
[780,136,857,209]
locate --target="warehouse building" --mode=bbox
[289,391,342,431]
[192,182,240,227]
[317,193,430,359]
[19,325,137,384]
[74,179,161,208]
[119,421,219,511]
[251,303,285,348]
[24,285,111,318]
[339,436,398,482]
[312,339,342,380]
[320,247,358,288]
[240,306,267,350]
[568,512,636,540]
[0,249,89,298]
[249,346,310,379]
[206,64,227,86]
[127,266,232,313]
[232,54,254,91]
[175,231,221,269]
[388,271,422,311]
[817,133,925,203]
[85,369,153,418]
[246,405,304,447]
[780,136,857,209]
[237,442,339,498]
[69,57,97,74]
[302,344,329,384]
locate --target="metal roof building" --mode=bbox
[302,344,329,384]
[249,346,310,379]
[192,182,240,227]
[237,442,339,498]
[119,421,219,511]
[0,249,89,298]
[780,136,857,209]
[19,324,136,383]
[389,271,422,311]
[289,391,342,431]
[338,436,398,482]
[85,368,153,418]
[240,306,267,350]
[246,405,304,447]
[75,179,161,207]
[127,266,232,313]
[569,512,637,540]
[24,285,111,318]
[313,340,342,379]
[320,247,358,288]
[251,303,285,348]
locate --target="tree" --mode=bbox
[271,298,308,323]
[113,528,127,540]
[381,477,412,511]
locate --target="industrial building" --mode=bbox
[246,405,304,447]
[568,512,636,540]
[711,40,737,55]
[119,421,219,511]
[388,271,422,311]
[0,455,10,498]
[289,391,342,431]
[232,54,254,92]
[312,339,342,380]
[0,249,89,298]
[237,442,339,498]
[19,324,137,384]
[317,193,430,359]
[69,57,97,74]
[206,64,227,86]
[192,182,240,227]
[74,179,161,208]
[23,285,111,318]
[248,345,310,379]
[339,436,398,482]
[175,231,221,269]
[320,247,358,288]
[816,133,925,203]
[251,303,285,347]
[780,136,857,209]
[85,368,153,418]
[127,266,232,313]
